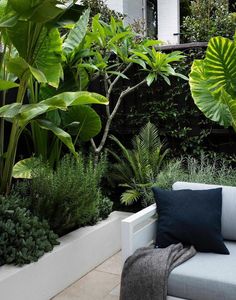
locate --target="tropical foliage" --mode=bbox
[109,122,168,207]
[66,15,188,159]
[0,2,108,193]
[190,35,236,133]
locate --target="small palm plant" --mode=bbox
[109,122,168,207]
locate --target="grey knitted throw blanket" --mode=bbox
[120,243,196,300]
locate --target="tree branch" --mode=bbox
[107,63,133,99]
[94,77,147,155]
[110,78,147,120]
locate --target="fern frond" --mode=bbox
[121,189,141,205]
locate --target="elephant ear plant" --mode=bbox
[189,34,236,132]
[0,1,108,194]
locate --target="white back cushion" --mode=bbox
[172,182,236,241]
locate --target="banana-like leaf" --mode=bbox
[61,105,102,141]
[63,9,90,57]
[13,157,41,179]
[189,36,236,129]
[36,119,77,156]
[0,79,19,91]
[0,91,108,126]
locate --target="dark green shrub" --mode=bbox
[98,197,113,220]
[16,154,109,236]
[0,194,58,266]
[182,0,236,42]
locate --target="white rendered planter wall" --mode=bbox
[0,211,131,300]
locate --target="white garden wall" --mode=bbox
[0,211,131,300]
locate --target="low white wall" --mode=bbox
[0,211,131,300]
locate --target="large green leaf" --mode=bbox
[6,57,29,78]
[7,23,63,87]
[13,157,41,179]
[189,36,236,130]
[34,27,63,88]
[7,21,29,58]
[36,119,77,156]
[190,60,233,127]
[204,37,236,95]
[61,105,102,141]
[9,0,64,23]
[0,91,108,126]
[0,1,18,28]
[29,0,64,23]
[63,9,90,57]
[0,79,19,91]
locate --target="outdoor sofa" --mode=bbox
[121,182,236,300]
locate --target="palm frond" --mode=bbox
[121,189,141,205]
[109,122,168,207]
[139,122,161,152]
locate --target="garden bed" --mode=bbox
[0,211,131,300]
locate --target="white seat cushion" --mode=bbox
[168,241,236,300]
[173,182,236,241]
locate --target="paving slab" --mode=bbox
[53,253,122,300]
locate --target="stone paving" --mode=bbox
[52,252,122,300]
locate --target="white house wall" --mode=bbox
[158,0,180,44]
[106,0,124,13]
[123,0,144,25]
[76,0,180,45]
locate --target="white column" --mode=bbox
[158,0,180,44]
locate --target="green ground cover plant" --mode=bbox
[0,193,58,266]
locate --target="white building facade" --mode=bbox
[105,0,180,44]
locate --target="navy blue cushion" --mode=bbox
[152,187,229,254]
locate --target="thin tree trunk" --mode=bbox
[91,77,147,161]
